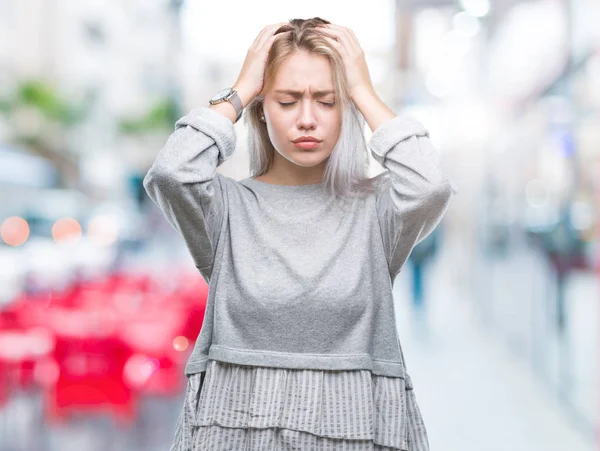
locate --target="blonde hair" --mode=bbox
[243,17,384,201]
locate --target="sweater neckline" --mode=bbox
[241,177,324,194]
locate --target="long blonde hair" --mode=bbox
[243,17,384,200]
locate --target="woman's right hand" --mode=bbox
[233,23,290,107]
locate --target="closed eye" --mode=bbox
[278,101,336,107]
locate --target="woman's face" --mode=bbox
[262,51,342,168]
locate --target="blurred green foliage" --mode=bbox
[19,81,83,124]
[0,80,179,135]
[0,80,86,125]
[118,97,179,134]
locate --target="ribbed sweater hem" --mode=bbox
[184,345,405,378]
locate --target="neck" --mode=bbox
[259,154,327,186]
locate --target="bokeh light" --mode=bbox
[123,354,160,388]
[172,336,189,352]
[1,216,30,246]
[52,218,82,244]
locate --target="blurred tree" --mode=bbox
[117,96,181,211]
[17,81,81,124]
[0,80,88,186]
[118,97,179,135]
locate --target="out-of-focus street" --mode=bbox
[1,0,599,449]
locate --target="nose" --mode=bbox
[296,100,317,130]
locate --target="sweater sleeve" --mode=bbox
[143,106,236,281]
[368,115,457,279]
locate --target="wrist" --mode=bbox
[350,85,377,103]
[232,83,256,109]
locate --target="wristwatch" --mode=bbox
[209,87,244,122]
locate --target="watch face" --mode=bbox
[211,88,233,102]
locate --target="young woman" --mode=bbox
[144,17,456,451]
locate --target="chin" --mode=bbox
[288,151,330,167]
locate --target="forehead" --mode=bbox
[271,52,334,93]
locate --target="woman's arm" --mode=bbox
[315,23,457,278]
[356,88,456,279]
[350,86,396,134]
[143,106,236,280]
[143,23,292,279]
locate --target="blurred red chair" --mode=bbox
[0,327,55,390]
[119,307,188,396]
[1,265,209,429]
[43,307,136,426]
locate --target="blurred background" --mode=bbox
[0,0,598,450]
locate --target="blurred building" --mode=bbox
[391,0,600,437]
[0,0,186,192]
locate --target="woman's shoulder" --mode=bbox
[210,172,263,199]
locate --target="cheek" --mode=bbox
[268,119,293,140]
[326,118,342,141]
[266,121,291,150]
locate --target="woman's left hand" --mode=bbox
[316,24,375,100]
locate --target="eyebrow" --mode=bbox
[274,89,335,98]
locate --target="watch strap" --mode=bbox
[210,88,244,123]
[228,90,243,123]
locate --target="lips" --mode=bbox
[293,137,321,143]
[293,141,321,149]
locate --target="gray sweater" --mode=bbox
[143,106,456,377]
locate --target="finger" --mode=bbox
[320,34,344,55]
[255,23,287,47]
[318,23,358,44]
[258,30,291,53]
[333,26,362,55]
[254,22,288,49]
[317,26,354,55]
[252,25,274,47]
[346,28,362,49]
